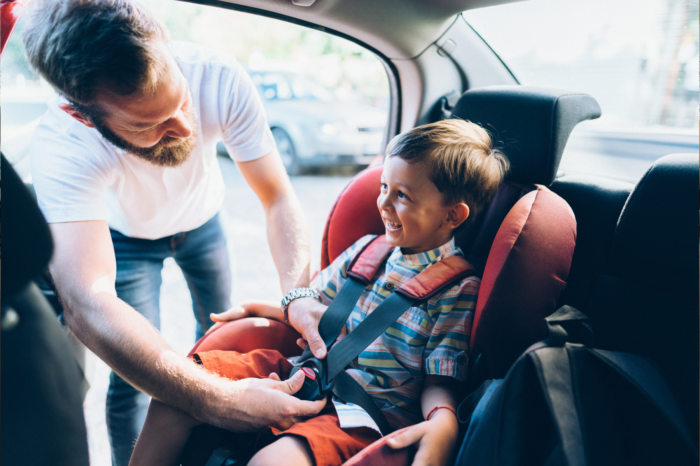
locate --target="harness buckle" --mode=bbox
[290,357,335,401]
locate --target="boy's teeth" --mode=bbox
[385,219,402,228]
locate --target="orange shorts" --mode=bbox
[193,349,381,466]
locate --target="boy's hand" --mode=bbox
[287,297,329,359]
[386,409,459,466]
[207,300,282,334]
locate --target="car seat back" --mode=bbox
[184,85,600,466]
[583,153,699,443]
[320,86,597,378]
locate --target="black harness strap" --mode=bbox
[297,277,367,363]
[326,292,414,380]
[332,371,394,436]
[297,235,479,436]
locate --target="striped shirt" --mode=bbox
[311,234,480,434]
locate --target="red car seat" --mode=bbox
[183,86,600,465]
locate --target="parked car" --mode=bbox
[217,70,387,174]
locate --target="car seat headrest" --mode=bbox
[321,166,385,268]
[2,154,54,299]
[454,180,535,271]
[451,85,601,186]
[470,186,577,378]
[610,153,699,294]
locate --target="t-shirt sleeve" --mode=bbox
[219,61,276,162]
[423,276,480,381]
[29,123,111,224]
[311,234,377,305]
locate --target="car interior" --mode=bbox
[1,0,697,465]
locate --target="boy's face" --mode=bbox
[378,156,468,254]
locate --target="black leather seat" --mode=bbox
[583,153,699,444]
[1,154,90,466]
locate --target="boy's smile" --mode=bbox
[378,156,469,254]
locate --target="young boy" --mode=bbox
[130,119,508,466]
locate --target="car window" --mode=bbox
[251,72,334,101]
[464,0,699,182]
[1,3,391,463]
[0,0,391,179]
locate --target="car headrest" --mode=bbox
[454,180,535,271]
[451,85,601,186]
[470,186,577,378]
[610,153,699,294]
[2,154,54,299]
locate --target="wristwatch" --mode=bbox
[280,287,321,323]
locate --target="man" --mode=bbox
[22,1,325,464]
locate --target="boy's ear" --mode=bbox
[58,103,96,128]
[445,203,470,230]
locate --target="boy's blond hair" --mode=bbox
[387,119,509,223]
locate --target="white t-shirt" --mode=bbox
[30,41,275,240]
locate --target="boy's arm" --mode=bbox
[387,376,460,466]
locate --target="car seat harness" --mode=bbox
[289,235,479,436]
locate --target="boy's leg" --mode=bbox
[108,229,170,466]
[130,400,201,466]
[136,349,292,465]
[254,410,381,466]
[248,436,314,466]
[171,213,232,341]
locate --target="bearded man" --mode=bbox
[23,1,325,464]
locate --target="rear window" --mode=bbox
[464,0,699,182]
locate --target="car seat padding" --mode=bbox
[188,318,302,358]
[450,85,602,186]
[321,166,385,269]
[470,187,577,378]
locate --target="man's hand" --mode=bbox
[202,369,326,431]
[386,410,459,466]
[286,297,329,358]
[207,300,282,335]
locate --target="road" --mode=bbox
[84,157,356,465]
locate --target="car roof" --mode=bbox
[217,0,524,59]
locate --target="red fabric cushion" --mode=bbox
[347,235,394,282]
[397,255,476,300]
[188,319,302,358]
[470,187,577,378]
[321,166,385,269]
[1,1,28,56]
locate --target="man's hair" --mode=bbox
[388,119,509,222]
[22,0,168,120]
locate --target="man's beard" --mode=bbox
[92,105,198,167]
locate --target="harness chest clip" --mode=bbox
[290,357,335,401]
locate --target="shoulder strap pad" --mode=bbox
[397,255,480,301]
[347,235,394,284]
[348,235,480,301]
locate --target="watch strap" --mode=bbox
[281,287,321,323]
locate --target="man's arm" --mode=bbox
[236,150,310,294]
[49,220,324,430]
[235,151,334,356]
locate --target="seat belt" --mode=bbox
[294,235,479,436]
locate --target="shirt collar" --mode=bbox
[388,237,461,268]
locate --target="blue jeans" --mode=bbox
[106,214,232,466]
